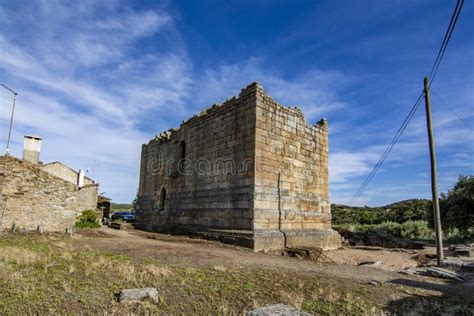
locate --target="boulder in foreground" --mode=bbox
[119,288,158,304]
[247,304,311,316]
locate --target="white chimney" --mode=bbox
[23,135,42,164]
[78,169,85,187]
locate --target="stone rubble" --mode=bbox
[426,267,465,282]
[449,244,472,258]
[442,257,474,272]
[118,288,159,304]
[358,260,382,267]
[247,304,312,316]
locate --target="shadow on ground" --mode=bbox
[386,277,474,315]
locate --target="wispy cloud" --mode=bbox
[0,0,471,205]
[0,1,191,200]
[330,108,473,206]
[193,57,348,122]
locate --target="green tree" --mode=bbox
[358,211,377,225]
[428,176,473,238]
[132,190,139,210]
[400,220,433,240]
[385,199,431,223]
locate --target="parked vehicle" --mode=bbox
[111,211,135,222]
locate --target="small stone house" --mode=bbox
[135,82,341,251]
[0,136,98,232]
[40,161,95,186]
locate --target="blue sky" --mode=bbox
[0,0,472,205]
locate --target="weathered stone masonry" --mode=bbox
[0,156,98,232]
[135,82,341,251]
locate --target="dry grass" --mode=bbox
[279,290,305,309]
[144,264,173,277]
[0,233,471,315]
[0,246,44,266]
[212,265,228,272]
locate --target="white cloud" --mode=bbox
[1,1,471,206]
[0,1,191,202]
[328,106,473,205]
[193,58,347,121]
[329,151,378,183]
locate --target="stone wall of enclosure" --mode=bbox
[0,156,98,233]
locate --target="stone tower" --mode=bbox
[135,82,341,251]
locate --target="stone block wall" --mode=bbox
[251,84,339,251]
[136,82,341,251]
[136,84,257,231]
[0,156,98,232]
[253,85,330,231]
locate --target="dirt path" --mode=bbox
[74,227,473,299]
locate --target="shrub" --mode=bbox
[352,224,376,233]
[445,227,474,243]
[400,220,433,240]
[377,221,402,237]
[358,211,378,225]
[337,224,358,232]
[75,209,101,229]
[338,220,436,241]
[436,175,474,236]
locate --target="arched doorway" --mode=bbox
[159,187,166,211]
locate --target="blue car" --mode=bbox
[111,211,135,222]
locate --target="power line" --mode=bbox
[348,93,424,205]
[431,89,473,131]
[429,0,464,85]
[348,0,464,206]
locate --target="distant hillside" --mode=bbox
[111,203,133,212]
[331,199,431,225]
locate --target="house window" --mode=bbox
[179,141,186,172]
[159,187,166,211]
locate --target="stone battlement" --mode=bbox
[151,82,327,145]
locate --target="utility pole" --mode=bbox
[423,77,444,265]
[1,83,18,155]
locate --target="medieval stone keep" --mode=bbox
[136,82,341,251]
[0,136,98,233]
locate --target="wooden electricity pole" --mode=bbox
[423,77,444,265]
